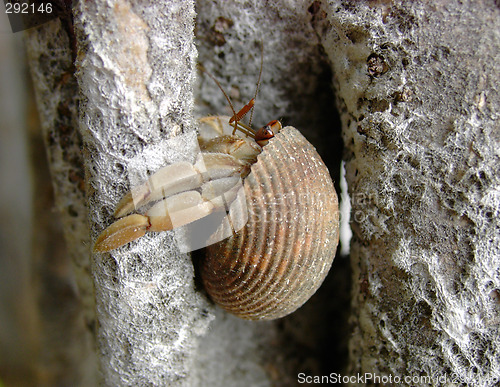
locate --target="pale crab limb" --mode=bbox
[205,182,242,211]
[198,116,260,148]
[198,115,228,137]
[147,191,214,231]
[200,176,241,201]
[148,176,242,231]
[114,150,261,218]
[114,154,247,218]
[200,136,261,164]
[93,214,150,253]
[202,185,248,247]
[114,161,203,218]
[97,130,262,252]
[94,180,241,252]
[96,191,210,252]
[196,153,248,180]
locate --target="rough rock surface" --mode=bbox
[23,0,498,385]
[319,1,499,385]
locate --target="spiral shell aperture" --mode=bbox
[202,127,340,320]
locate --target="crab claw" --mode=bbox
[93,190,220,252]
[93,214,150,252]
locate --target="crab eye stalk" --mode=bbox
[255,120,282,147]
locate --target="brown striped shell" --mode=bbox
[201,127,339,320]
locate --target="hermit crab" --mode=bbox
[94,58,339,320]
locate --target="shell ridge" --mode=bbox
[226,135,300,316]
[201,127,339,320]
[238,132,326,317]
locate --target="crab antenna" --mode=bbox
[198,64,238,120]
[248,43,264,127]
[198,63,258,137]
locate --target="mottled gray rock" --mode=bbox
[23,0,498,386]
[318,1,499,385]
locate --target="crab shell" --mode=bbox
[201,126,339,320]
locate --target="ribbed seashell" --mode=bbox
[202,127,339,320]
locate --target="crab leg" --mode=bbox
[94,180,242,253]
[147,191,215,231]
[114,161,203,218]
[94,133,261,252]
[114,153,248,218]
[93,214,150,253]
[94,165,244,252]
